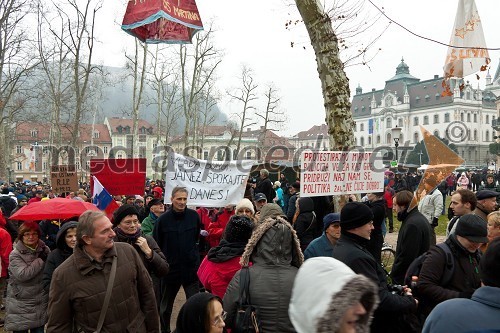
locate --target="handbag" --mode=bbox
[233,267,262,333]
[94,256,118,333]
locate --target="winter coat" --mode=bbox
[294,197,316,249]
[42,221,78,291]
[255,177,274,202]
[47,242,159,333]
[0,221,12,277]
[422,286,500,333]
[207,209,235,248]
[287,192,299,222]
[365,199,385,263]
[289,257,379,333]
[303,233,334,260]
[223,216,304,333]
[141,212,158,236]
[333,231,417,333]
[153,208,201,284]
[418,189,443,224]
[417,234,482,316]
[391,208,432,285]
[39,219,60,250]
[5,239,50,331]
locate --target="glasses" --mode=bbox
[212,310,227,327]
[23,232,39,238]
[121,219,140,226]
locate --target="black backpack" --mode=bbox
[404,243,454,290]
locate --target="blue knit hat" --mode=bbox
[323,213,340,231]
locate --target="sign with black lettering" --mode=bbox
[50,165,79,194]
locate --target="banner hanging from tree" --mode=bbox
[164,153,254,207]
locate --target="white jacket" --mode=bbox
[418,189,443,224]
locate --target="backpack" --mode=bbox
[404,243,454,290]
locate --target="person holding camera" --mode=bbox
[333,202,417,333]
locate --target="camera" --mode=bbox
[388,284,405,295]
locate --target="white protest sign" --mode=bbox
[164,153,255,207]
[300,151,384,197]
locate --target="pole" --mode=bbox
[394,139,400,163]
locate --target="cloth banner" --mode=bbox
[164,153,254,207]
[121,0,203,44]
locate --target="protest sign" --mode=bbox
[300,151,384,197]
[50,165,78,194]
[164,153,255,207]
[90,158,146,196]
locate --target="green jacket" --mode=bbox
[141,214,158,236]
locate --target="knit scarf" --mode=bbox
[207,239,247,263]
[114,227,142,245]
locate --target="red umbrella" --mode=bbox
[9,198,100,221]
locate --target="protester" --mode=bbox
[153,186,163,199]
[153,186,201,333]
[304,213,341,260]
[332,202,417,333]
[286,182,300,222]
[391,190,432,285]
[174,292,226,333]
[42,221,78,291]
[254,168,274,202]
[293,197,317,251]
[363,192,385,263]
[39,219,60,250]
[141,198,165,236]
[418,214,485,319]
[253,192,267,218]
[273,181,284,208]
[234,198,256,222]
[0,211,12,323]
[446,189,476,237]
[47,210,159,332]
[5,221,50,332]
[0,188,17,217]
[258,203,286,224]
[473,190,498,222]
[383,185,395,233]
[27,190,43,205]
[207,205,235,248]
[289,257,379,333]
[456,173,469,190]
[478,174,500,193]
[223,215,303,333]
[422,238,500,332]
[197,215,254,298]
[418,176,444,245]
[481,211,500,252]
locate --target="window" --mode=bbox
[486,115,490,124]
[423,116,429,125]
[461,113,464,122]
[368,137,372,145]
[117,139,123,146]
[444,113,450,122]
[360,137,365,146]
[387,118,392,128]
[385,95,393,107]
[103,146,108,154]
[473,129,478,141]
[360,123,364,131]
[414,132,419,143]
[16,145,22,154]
[246,151,252,160]
[473,114,477,123]
[93,131,100,139]
[386,133,392,144]
[376,135,381,144]
[466,91,471,100]
[467,113,471,122]
[30,129,37,137]
[414,117,419,126]
[486,131,490,142]
[117,153,123,158]
[16,162,22,170]
[43,161,47,170]
[434,114,439,124]
[354,124,357,132]
[398,118,403,127]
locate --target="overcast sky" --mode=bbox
[97,0,499,137]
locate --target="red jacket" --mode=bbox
[197,256,243,298]
[207,209,235,248]
[383,188,394,209]
[0,213,12,277]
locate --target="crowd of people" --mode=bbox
[0,167,499,332]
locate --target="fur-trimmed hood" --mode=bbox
[240,216,304,268]
[289,257,379,333]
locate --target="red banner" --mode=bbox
[90,158,146,196]
[121,0,203,43]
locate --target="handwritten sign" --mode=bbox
[164,153,255,207]
[90,158,146,196]
[51,165,78,194]
[300,151,384,197]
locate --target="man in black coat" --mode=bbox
[333,202,417,333]
[153,186,201,333]
[254,168,274,202]
[391,190,432,285]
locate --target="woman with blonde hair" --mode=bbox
[481,211,500,252]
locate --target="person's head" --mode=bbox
[289,257,379,333]
[475,190,498,214]
[153,186,163,199]
[366,192,383,203]
[450,189,477,216]
[486,174,495,184]
[479,238,500,288]
[35,190,43,198]
[77,210,115,251]
[175,292,225,333]
[323,213,341,241]
[423,175,438,191]
[273,181,281,189]
[340,202,374,240]
[57,221,78,250]
[125,195,136,205]
[393,190,413,213]
[235,198,255,218]
[18,221,41,248]
[18,195,28,207]
[260,168,269,179]
[112,204,140,235]
[290,181,300,194]
[486,211,500,243]
[253,193,267,211]
[148,198,165,217]
[223,215,254,243]
[455,214,488,253]
[171,187,188,212]
[135,198,144,207]
[145,194,154,206]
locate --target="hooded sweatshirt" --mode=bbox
[289,257,379,333]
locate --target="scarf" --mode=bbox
[114,227,142,245]
[207,239,247,263]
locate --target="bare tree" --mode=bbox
[196,76,219,155]
[227,66,258,156]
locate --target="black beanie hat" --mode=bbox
[148,198,163,209]
[223,215,254,243]
[480,237,500,288]
[112,204,139,226]
[340,202,374,230]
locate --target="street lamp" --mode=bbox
[391,126,402,163]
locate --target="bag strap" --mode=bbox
[96,256,118,333]
[436,243,455,286]
[238,267,251,306]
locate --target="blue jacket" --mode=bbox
[303,233,333,260]
[423,286,500,333]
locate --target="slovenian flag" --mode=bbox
[92,176,120,219]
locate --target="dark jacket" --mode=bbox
[303,233,334,260]
[47,242,159,333]
[333,231,417,333]
[287,192,299,222]
[39,220,60,250]
[418,235,482,316]
[153,208,201,284]
[294,197,316,249]
[255,177,274,202]
[391,208,432,285]
[42,221,78,291]
[223,217,303,333]
[365,199,385,263]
